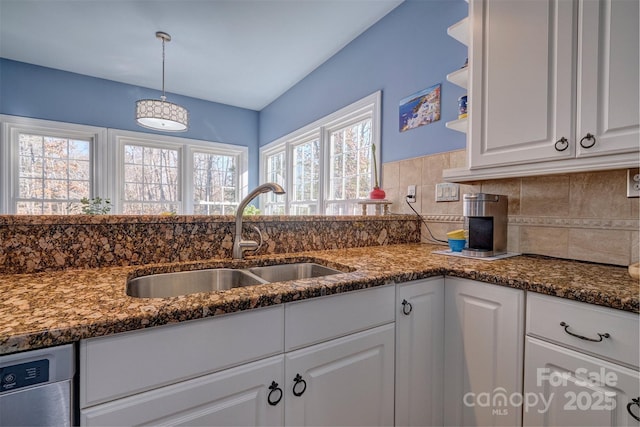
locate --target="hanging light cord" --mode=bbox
[405,196,448,245]
[160,35,166,101]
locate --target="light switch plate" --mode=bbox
[435,183,460,202]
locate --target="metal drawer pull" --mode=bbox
[554,137,569,151]
[401,299,413,315]
[559,321,610,342]
[292,373,307,397]
[579,133,596,149]
[627,397,640,422]
[267,381,283,406]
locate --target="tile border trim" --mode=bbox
[424,214,639,231]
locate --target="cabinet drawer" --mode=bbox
[526,293,639,368]
[80,305,284,408]
[284,285,395,352]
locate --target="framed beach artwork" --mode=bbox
[399,83,441,132]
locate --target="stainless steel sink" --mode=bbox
[247,263,342,282]
[126,268,267,298]
[127,263,345,298]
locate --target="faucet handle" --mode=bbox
[250,225,264,253]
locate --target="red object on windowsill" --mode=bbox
[369,187,386,199]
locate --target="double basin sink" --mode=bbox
[127,263,344,298]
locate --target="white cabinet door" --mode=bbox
[81,355,285,426]
[443,277,525,426]
[468,0,575,168]
[395,277,445,427]
[523,336,640,426]
[284,323,395,427]
[576,0,639,158]
[465,0,639,176]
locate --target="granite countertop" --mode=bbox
[1,243,638,355]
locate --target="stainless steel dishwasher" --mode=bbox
[0,344,75,426]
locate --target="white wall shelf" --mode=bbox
[445,118,467,134]
[446,67,468,89]
[447,17,469,46]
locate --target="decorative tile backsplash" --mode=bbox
[382,150,639,266]
[0,215,420,274]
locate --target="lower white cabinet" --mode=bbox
[395,277,445,426]
[80,286,396,427]
[284,323,395,427]
[443,277,525,427]
[81,355,285,426]
[523,337,640,426]
[523,293,640,426]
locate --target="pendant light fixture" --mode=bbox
[136,31,188,132]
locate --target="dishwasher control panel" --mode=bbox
[1,359,49,393]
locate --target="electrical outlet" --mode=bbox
[628,168,640,198]
[407,185,416,203]
[435,183,460,202]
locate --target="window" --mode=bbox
[291,136,320,215]
[263,149,286,214]
[122,143,181,214]
[0,116,106,214]
[0,116,247,215]
[260,91,380,215]
[112,129,247,215]
[326,117,373,215]
[192,151,238,215]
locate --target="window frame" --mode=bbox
[0,116,248,215]
[110,129,248,215]
[260,91,381,215]
[0,115,107,214]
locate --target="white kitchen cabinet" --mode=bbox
[445,0,639,181]
[395,277,445,426]
[523,337,640,426]
[443,277,525,426]
[81,355,285,426]
[80,305,285,408]
[80,285,396,427]
[284,324,395,427]
[523,293,640,426]
[283,285,395,427]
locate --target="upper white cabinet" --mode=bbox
[445,0,639,181]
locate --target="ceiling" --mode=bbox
[0,0,403,111]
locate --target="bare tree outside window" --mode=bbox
[122,144,180,214]
[291,139,320,215]
[326,118,373,214]
[193,152,238,215]
[16,133,91,214]
[264,150,286,215]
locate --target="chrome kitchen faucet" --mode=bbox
[232,183,285,259]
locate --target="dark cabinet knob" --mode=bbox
[401,299,413,315]
[554,137,569,152]
[267,381,283,406]
[292,373,307,397]
[579,133,596,149]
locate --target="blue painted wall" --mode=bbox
[259,0,468,164]
[1,0,467,187]
[0,58,260,187]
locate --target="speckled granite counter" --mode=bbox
[1,243,638,355]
